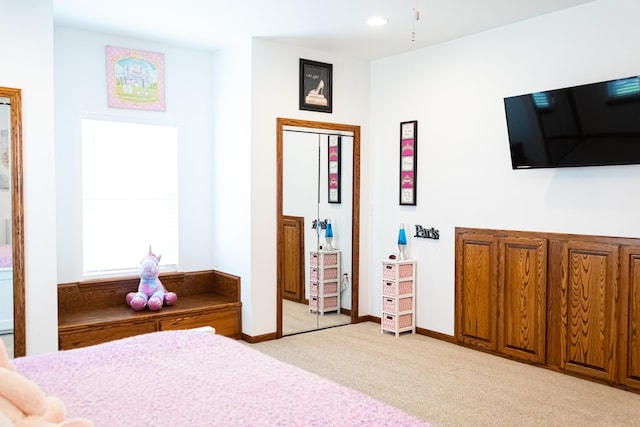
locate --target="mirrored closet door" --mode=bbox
[277,118,360,337]
[0,87,25,358]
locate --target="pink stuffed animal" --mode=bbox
[0,340,94,427]
[126,246,177,311]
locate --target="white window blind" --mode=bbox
[81,118,178,276]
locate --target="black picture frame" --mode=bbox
[399,120,417,206]
[299,59,333,113]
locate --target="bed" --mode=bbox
[13,329,430,426]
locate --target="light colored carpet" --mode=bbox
[282,299,350,335]
[250,321,640,427]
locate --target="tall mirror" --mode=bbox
[277,118,360,337]
[0,87,25,358]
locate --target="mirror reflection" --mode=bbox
[0,97,13,357]
[282,128,353,335]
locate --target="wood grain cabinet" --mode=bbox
[58,270,242,350]
[455,231,497,350]
[620,246,640,391]
[558,240,619,383]
[455,231,546,362]
[498,236,547,364]
[456,227,640,393]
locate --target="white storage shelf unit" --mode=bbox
[381,259,416,337]
[309,250,340,315]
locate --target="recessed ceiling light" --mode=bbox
[367,16,388,27]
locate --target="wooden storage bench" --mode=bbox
[58,270,241,350]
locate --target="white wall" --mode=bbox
[370,0,640,335]
[241,39,371,336]
[55,26,216,284]
[210,39,253,330]
[0,0,57,355]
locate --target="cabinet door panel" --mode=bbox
[59,320,157,350]
[498,237,547,363]
[159,308,241,338]
[561,241,618,382]
[620,247,640,391]
[456,232,496,350]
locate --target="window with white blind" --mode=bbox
[81,118,178,277]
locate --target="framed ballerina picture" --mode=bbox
[399,120,417,206]
[299,58,332,113]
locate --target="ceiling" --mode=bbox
[52,0,595,61]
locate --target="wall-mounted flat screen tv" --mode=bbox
[503,75,640,169]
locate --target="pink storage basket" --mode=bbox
[382,313,413,330]
[323,296,338,308]
[383,296,413,314]
[322,267,338,280]
[382,263,397,279]
[309,253,319,266]
[398,296,413,312]
[323,282,338,294]
[310,282,318,295]
[398,313,413,328]
[323,253,338,265]
[383,298,395,313]
[398,263,414,278]
[310,267,338,281]
[382,281,396,296]
[397,280,413,296]
[382,280,414,297]
[310,296,337,310]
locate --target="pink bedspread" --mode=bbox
[0,244,11,268]
[14,330,429,427]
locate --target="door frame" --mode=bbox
[276,118,361,338]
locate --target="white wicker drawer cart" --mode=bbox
[381,259,416,336]
[309,250,341,315]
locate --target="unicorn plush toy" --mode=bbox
[126,246,177,311]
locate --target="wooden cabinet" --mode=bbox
[381,259,416,337]
[455,231,547,361]
[58,270,242,350]
[455,232,497,350]
[456,227,640,393]
[498,236,547,363]
[559,240,618,382]
[309,250,340,314]
[619,246,640,391]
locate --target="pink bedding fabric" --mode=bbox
[0,244,11,268]
[14,330,430,427]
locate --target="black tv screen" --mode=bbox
[503,75,640,169]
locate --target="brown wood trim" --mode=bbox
[241,331,279,343]
[276,118,361,338]
[0,86,25,357]
[416,327,456,344]
[456,226,640,246]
